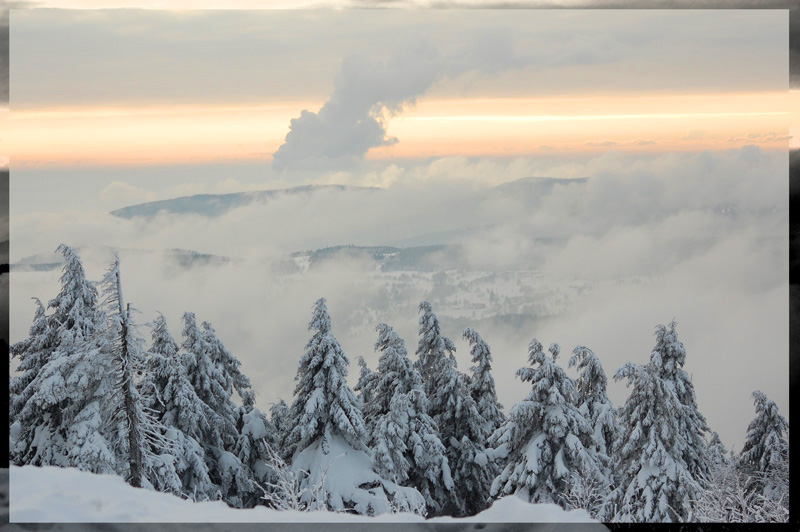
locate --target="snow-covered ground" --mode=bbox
[9,465,603,525]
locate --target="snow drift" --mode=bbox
[9,465,603,524]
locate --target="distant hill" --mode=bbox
[11,245,231,272]
[109,178,587,221]
[110,184,379,219]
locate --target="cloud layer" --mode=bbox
[8,147,789,450]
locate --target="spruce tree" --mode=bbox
[354,356,379,410]
[368,323,454,515]
[649,321,710,483]
[739,390,788,497]
[9,245,105,467]
[489,340,603,509]
[415,300,457,406]
[417,315,491,516]
[270,399,290,451]
[235,404,278,507]
[283,299,424,515]
[48,244,105,348]
[9,298,57,439]
[463,327,505,437]
[283,298,367,459]
[142,313,216,500]
[97,255,181,493]
[706,431,729,468]
[568,345,617,481]
[180,312,258,507]
[602,360,701,523]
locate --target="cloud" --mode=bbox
[271,38,443,171]
[727,131,792,144]
[682,129,707,141]
[8,147,789,450]
[584,140,618,147]
[99,181,157,210]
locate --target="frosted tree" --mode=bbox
[141,313,216,500]
[372,392,412,485]
[270,399,290,451]
[235,404,278,507]
[9,245,105,467]
[602,360,701,523]
[568,346,616,483]
[414,301,489,513]
[284,298,367,458]
[354,356,379,410]
[441,369,495,517]
[202,321,255,409]
[463,328,505,437]
[414,300,457,406]
[367,323,454,515]
[706,431,729,468]
[97,255,181,493]
[48,244,105,348]
[417,320,492,516]
[284,299,425,515]
[649,321,710,483]
[180,312,258,507]
[9,298,57,438]
[739,391,788,498]
[489,340,603,511]
[692,455,788,523]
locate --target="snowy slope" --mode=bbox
[9,465,603,525]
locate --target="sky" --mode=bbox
[5,8,792,451]
[5,9,793,168]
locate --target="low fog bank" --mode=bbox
[9,147,788,450]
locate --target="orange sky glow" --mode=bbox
[4,90,793,167]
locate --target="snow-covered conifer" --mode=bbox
[142,313,215,500]
[180,312,259,507]
[372,392,411,484]
[9,245,106,467]
[97,255,181,493]
[490,339,603,511]
[48,244,105,348]
[9,299,57,433]
[568,346,616,480]
[649,321,710,482]
[416,316,492,516]
[284,298,367,458]
[368,323,454,515]
[463,328,505,437]
[707,431,729,468]
[270,399,290,451]
[415,300,457,405]
[284,300,425,515]
[602,360,701,523]
[235,404,278,507]
[202,321,255,408]
[739,390,788,497]
[354,356,379,413]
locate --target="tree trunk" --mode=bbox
[118,277,143,488]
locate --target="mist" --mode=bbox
[8,146,788,453]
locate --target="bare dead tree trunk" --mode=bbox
[116,267,143,488]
